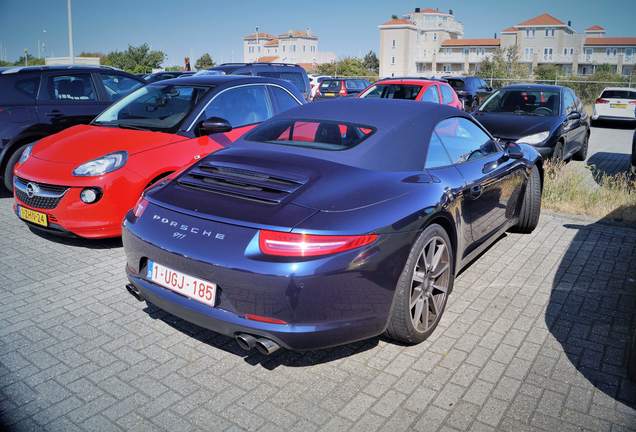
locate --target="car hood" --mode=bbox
[147,147,411,231]
[31,124,189,164]
[473,112,558,141]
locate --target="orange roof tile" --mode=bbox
[264,39,279,47]
[586,25,605,31]
[420,8,438,13]
[256,56,279,63]
[517,13,565,27]
[441,38,500,47]
[278,30,317,39]
[502,27,518,33]
[243,32,275,41]
[585,37,636,46]
[381,18,415,26]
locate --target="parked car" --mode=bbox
[308,74,332,100]
[443,76,493,111]
[13,75,304,238]
[143,71,195,83]
[122,98,542,353]
[314,78,371,100]
[359,78,462,109]
[592,87,636,123]
[199,63,311,100]
[0,65,145,191]
[473,84,590,161]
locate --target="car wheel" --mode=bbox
[386,224,454,344]
[551,141,565,162]
[2,144,29,191]
[512,165,542,234]
[572,131,589,161]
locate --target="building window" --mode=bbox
[626,48,634,60]
[543,48,553,60]
[391,56,395,65]
[545,28,555,38]
[433,33,438,41]
[392,39,396,48]
[463,48,469,55]
[606,48,617,57]
[524,48,534,60]
[477,48,485,56]
[442,64,451,72]
[282,46,285,52]
[303,45,306,52]
[526,29,535,38]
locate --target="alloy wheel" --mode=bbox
[409,236,451,332]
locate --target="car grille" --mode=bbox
[14,177,68,209]
[177,162,306,205]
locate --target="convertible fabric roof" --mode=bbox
[236,98,474,172]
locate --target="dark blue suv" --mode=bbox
[198,63,310,101]
[0,65,145,190]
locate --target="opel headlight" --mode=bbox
[18,144,33,164]
[73,151,127,176]
[515,131,549,145]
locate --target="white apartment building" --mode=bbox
[379,8,636,78]
[243,29,336,67]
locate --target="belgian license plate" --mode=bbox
[147,260,216,307]
[18,206,47,227]
[611,103,627,109]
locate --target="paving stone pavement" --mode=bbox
[1,169,636,429]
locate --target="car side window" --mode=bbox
[434,117,498,164]
[99,74,144,102]
[204,85,272,128]
[440,85,455,104]
[562,90,575,113]
[47,74,96,101]
[425,131,453,168]
[422,85,440,103]
[269,86,300,114]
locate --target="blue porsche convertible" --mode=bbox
[122,99,543,353]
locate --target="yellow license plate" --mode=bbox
[19,206,48,227]
[611,103,627,109]
[323,93,336,97]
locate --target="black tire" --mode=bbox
[3,144,29,191]
[551,141,565,162]
[513,165,542,233]
[572,131,589,161]
[386,224,454,344]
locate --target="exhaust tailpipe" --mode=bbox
[255,338,280,355]
[126,284,144,302]
[235,333,257,351]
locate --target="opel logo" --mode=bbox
[26,182,40,199]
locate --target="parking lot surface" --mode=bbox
[1,126,635,432]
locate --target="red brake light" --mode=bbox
[244,313,288,325]
[595,98,609,104]
[629,100,636,105]
[133,197,148,218]
[339,81,347,96]
[259,230,377,257]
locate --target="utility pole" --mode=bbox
[24,49,28,66]
[67,0,75,64]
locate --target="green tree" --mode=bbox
[362,51,379,74]
[13,54,45,66]
[316,57,370,77]
[102,43,165,74]
[533,64,560,82]
[195,53,215,70]
[477,47,528,87]
[79,51,107,63]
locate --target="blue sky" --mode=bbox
[1,0,635,66]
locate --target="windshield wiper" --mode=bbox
[115,123,147,131]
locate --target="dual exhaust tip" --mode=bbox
[236,333,280,355]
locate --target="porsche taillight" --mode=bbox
[258,230,377,257]
[133,197,148,218]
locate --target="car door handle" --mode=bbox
[45,110,63,118]
[470,185,482,199]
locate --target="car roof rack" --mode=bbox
[218,62,301,68]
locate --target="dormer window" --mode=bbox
[545,28,555,37]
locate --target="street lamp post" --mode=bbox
[67,0,75,64]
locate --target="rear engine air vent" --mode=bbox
[177,162,307,205]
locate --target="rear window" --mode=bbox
[0,73,41,105]
[258,72,307,94]
[361,84,422,100]
[446,79,465,91]
[246,119,375,151]
[345,80,366,91]
[600,89,636,99]
[320,80,341,92]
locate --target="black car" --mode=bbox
[443,76,493,111]
[0,65,145,190]
[143,71,195,83]
[198,63,310,100]
[473,84,590,161]
[314,78,371,100]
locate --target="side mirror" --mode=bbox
[567,111,581,121]
[504,142,524,160]
[197,117,232,135]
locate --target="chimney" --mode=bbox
[568,20,572,27]
[494,32,497,39]
[449,9,453,15]
[415,7,420,12]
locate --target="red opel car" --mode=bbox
[13,75,304,238]
[358,78,462,109]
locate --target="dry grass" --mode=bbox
[542,160,636,223]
